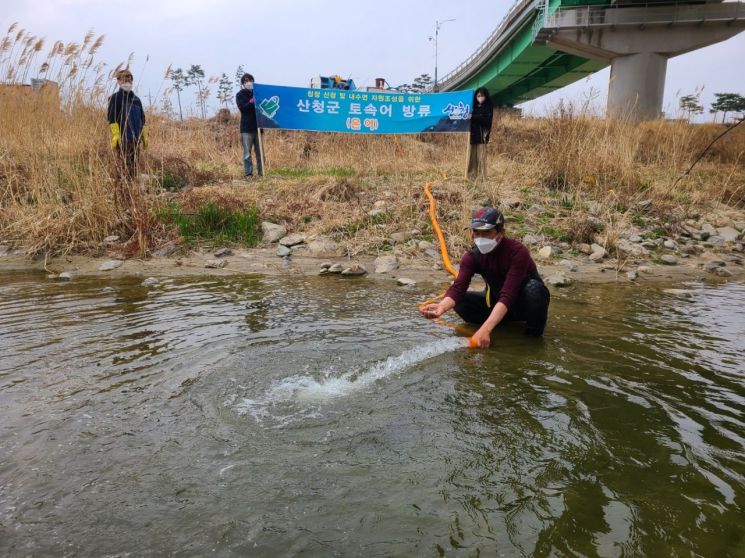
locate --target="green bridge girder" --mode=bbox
[445,0,720,106]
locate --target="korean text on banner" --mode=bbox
[253,84,472,134]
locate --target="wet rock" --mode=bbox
[47,273,58,279]
[214,247,233,258]
[397,277,417,287]
[341,264,367,276]
[261,222,287,243]
[205,259,227,269]
[546,273,572,287]
[279,233,305,247]
[319,262,333,270]
[715,267,733,278]
[141,277,159,287]
[99,260,123,271]
[154,242,178,257]
[589,246,607,261]
[664,288,693,297]
[374,255,399,274]
[703,261,725,272]
[328,263,344,274]
[538,246,560,259]
[104,235,120,243]
[660,255,678,265]
[663,239,678,250]
[59,271,73,281]
[418,240,435,252]
[558,260,580,272]
[307,236,340,257]
[626,270,638,281]
[100,286,116,294]
[276,244,292,257]
[718,227,740,243]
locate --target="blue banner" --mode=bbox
[253,84,472,134]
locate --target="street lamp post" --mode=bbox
[430,18,455,92]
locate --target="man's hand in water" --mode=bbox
[420,304,443,319]
[472,327,492,348]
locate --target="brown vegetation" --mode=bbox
[1,24,744,258]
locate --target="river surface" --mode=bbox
[1,271,744,557]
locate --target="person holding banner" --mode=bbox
[467,87,493,181]
[236,73,263,178]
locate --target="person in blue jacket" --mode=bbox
[236,73,263,178]
[107,69,148,182]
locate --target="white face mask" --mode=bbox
[474,237,499,254]
[120,83,132,93]
[244,82,254,91]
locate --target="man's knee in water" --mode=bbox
[520,279,550,336]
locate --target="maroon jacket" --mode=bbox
[445,237,540,310]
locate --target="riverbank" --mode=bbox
[2,234,742,289]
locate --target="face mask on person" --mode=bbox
[120,83,132,93]
[244,82,254,91]
[474,236,499,254]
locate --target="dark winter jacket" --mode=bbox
[445,238,541,311]
[470,101,493,145]
[236,88,258,133]
[107,89,145,144]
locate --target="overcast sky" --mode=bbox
[3,0,744,119]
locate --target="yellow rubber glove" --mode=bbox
[140,126,149,150]
[110,123,121,149]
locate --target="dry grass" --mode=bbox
[1,24,744,258]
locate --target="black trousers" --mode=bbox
[454,278,550,336]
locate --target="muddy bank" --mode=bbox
[1,244,741,290]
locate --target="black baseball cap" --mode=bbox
[469,207,505,231]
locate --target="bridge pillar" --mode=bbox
[541,2,745,120]
[608,52,667,119]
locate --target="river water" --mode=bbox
[1,271,744,557]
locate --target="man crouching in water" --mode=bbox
[420,207,550,347]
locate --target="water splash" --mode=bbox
[235,337,466,423]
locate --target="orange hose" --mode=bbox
[423,182,457,278]
[417,182,477,347]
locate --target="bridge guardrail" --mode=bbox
[435,0,540,91]
[543,1,745,29]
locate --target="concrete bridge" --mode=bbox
[437,0,745,119]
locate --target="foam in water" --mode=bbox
[235,337,466,423]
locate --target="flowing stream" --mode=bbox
[1,271,744,556]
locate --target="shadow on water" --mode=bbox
[1,270,744,556]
